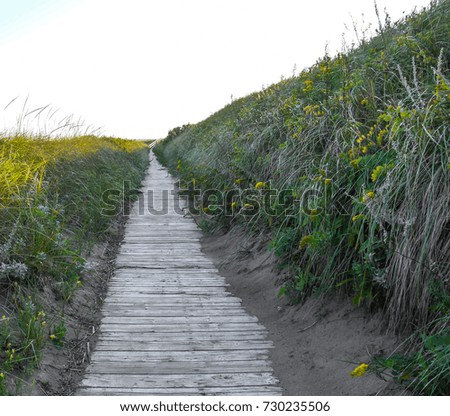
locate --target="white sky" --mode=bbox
[0,0,432,140]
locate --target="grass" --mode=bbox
[154,0,449,394]
[0,133,149,394]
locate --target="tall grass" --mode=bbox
[0,134,149,394]
[154,0,449,394]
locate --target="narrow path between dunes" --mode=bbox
[78,151,281,396]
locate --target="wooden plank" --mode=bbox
[93,340,273,352]
[102,294,239,300]
[113,268,224,273]
[117,253,207,257]
[123,238,202,243]
[112,270,223,274]
[78,386,282,396]
[106,287,228,294]
[80,372,279,389]
[119,243,202,247]
[102,300,242,307]
[100,309,249,317]
[116,253,211,257]
[105,288,228,295]
[108,284,228,288]
[103,294,237,301]
[98,332,268,341]
[115,257,215,263]
[101,316,259,324]
[123,231,203,236]
[107,281,228,286]
[98,323,265,333]
[107,284,228,288]
[115,263,218,269]
[85,360,273,375]
[112,272,225,278]
[90,351,271,364]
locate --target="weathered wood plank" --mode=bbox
[93,341,273,352]
[79,386,282,396]
[103,294,237,300]
[98,323,266,333]
[106,289,228,296]
[107,285,228,291]
[98,332,268,342]
[107,281,228,287]
[115,264,218,269]
[85,360,273,375]
[100,309,249,317]
[101,316,259,324]
[90,350,271,362]
[102,301,243,307]
[81,372,279,389]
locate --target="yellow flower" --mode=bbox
[360,98,369,106]
[362,191,375,203]
[377,129,388,145]
[235,178,243,185]
[0,373,4,379]
[309,209,319,216]
[299,235,313,249]
[348,147,359,160]
[1,315,6,320]
[360,146,368,154]
[202,207,209,213]
[76,280,83,286]
[50,334,57,340]
[324,178,332,186]
[350,158,361,168]
[350,363,369,377]
[303,79,313,92]
[352,214,364,222]
[371,165,384,182]
[41,321,47,327]
[255,181,265,189]
[231,201,237,208]
[244,203,253,209]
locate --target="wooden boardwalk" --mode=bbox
[78,152,281,396]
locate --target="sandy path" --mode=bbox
[77,152,281,395]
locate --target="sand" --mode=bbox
[201,226,401,396]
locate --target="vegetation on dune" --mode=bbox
[0,134,149,394]
[154,0,449,394]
